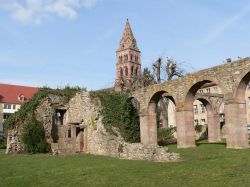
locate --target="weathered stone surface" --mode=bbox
[132,58,250,149]
[118,143,179,162]
[6,91,179,162]
[5,126,23,154]
[36,94,65,143]
[6,94,65,154]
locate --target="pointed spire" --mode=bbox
[118,19,139,51]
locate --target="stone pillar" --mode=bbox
[147,111,157,145]
[176,109,196,148]
[225,102,249,149]
[207,113,221,142]
[139,112,149,145]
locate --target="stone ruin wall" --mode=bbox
[6,91,179,162]
[60,92,179,162]
[6,94,65,153]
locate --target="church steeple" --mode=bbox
[115,19,141,92]
[117,19,139,51]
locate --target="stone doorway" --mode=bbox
[76,127,84,152]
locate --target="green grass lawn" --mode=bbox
[1,142,250,187]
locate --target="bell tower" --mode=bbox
[115,19,141,92]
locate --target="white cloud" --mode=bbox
[0,0,97,24]
[203,5,250,44]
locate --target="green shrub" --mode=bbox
[195,124,208,140]
[0,140,6,149]
[157,127,176,146]
[22,114,50,153]
[195,124,204,133]
[93,91,140,143]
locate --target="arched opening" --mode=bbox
[193,98,221,143]
[125,66,128,76]
[193,99,208,140]
[245,84,250,141]
[219,102,226,138]
[120,67,123,78]
[131,66,134,76]
[179,80,223,148]
[135,68,138,76]
[76,127,84,152]
[227,71,250,148]
[125,55,128,62]
[147,91,176,145]
[235,71,250,102]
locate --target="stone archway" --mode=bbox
[146,91,176,145]
[225,71,250,148]
[132,57,250,149]
[196,98,221,142]
[76,127,84,152]
[177,80,223,148]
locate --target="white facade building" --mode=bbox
[0,84,38,135]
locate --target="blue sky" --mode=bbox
[0,0,250,90]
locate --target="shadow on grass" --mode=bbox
[196,140,226,147]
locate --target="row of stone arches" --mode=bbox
[131,69,250,149]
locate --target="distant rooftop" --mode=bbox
[0,84,38,104]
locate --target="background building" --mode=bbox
[0,84,38,137]
[193,83,250,126]
[160,83,250,129]
[193,83,223,126]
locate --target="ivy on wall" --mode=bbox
[92,91,140,143]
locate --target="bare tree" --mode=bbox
[153,58,162,83]
[154,56,185,128]
[153,56,185,83]
[165,57,185,80]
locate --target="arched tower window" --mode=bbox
[125,66,128,76]
[131,66,134,76]
[120,67,123,78]
[135,67,138,76]
[130,54,133,61]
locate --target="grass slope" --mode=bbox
[1,143,250,187]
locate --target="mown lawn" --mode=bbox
[1,142,250,187]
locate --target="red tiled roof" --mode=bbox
[0,84,38,104]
